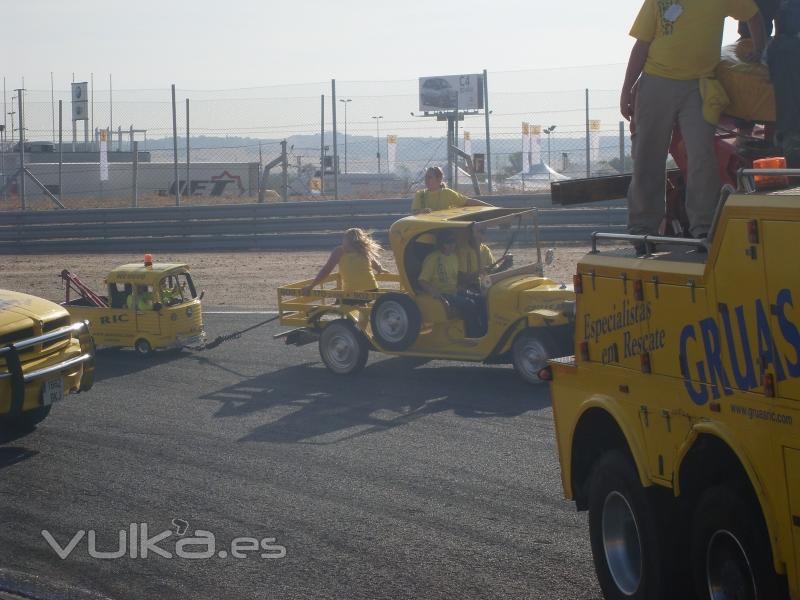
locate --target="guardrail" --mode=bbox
[0,194,626,253]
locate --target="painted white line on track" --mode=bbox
[205,311,279,315]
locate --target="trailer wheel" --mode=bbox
[370,293,421,352]
[0,405,52,432]
[588,450,665,599]
[134,338,153,356]
[691,485,786,600]
[319,320,368,375]
[512,331,548,384]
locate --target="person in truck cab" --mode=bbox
[411,166,491,214]
[621,0,766,251]
[418,230,485,337]
[127,285,154,311]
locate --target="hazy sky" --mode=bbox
[8,0,744,91]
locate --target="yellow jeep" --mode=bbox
[61,255,205,356]
[277,207,575,382]
[0,289,95,432]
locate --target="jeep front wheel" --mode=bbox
[512,332,548,384]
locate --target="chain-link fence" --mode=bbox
[0,65,631,209]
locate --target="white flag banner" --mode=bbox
[530,125,542,167]
[590,120,601,165]
[463,131,471,156]
[521,123,530,174]
[387,135,397,173]
[99,129,109,182]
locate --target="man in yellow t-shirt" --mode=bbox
[621,0,765,250]
[418,229,484,337]
[411,166,491,214]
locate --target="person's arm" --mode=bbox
[370,258,385,275]
[744,12,767,61]
[411,192,429,215]
[300,247,342,295]
[621,40,650,120]
[418,278,445,300]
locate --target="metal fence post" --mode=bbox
[185,98,190,197]
[585,88,590,178]
[619,121,625,173]
[258,142,264,203]
[132,141,139,207]
[18,90,25,210]
[281,139,289,202]
[58,100,63,203]
[171,84,180,206]
[320,94,325,195]
[331,79,339,200]
[483,69,492,193]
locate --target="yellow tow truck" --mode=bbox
[0,289,95,432]
[61,255,205,355]
[277,207,575,383]
[544,168,800,599]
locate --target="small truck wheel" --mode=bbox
[512,332,549,384]
[370,293,421,352]
[134,338,153,356]
[319,321,369,375]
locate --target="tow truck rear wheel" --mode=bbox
[691,485,786,600]
[588,450,665,599]
[134,338,153,356]
[319,320,369,375]
[1,405,52,432]
[512,332,548,384]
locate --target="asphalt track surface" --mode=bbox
[0,313,601,600]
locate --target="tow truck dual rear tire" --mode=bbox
[690,485,786,600]
[588,450,665,600]
[319,320,369,375]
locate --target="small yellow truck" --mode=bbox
[0,289,95,432]
[545,169,800,599]
[61,255,205,355]
[277,207,575,383]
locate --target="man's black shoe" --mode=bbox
[633,241,656,256]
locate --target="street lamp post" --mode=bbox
[339,98,351,174]
[544,125,556,181]
[372,115,383,174]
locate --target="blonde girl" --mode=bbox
[300,228,386,295]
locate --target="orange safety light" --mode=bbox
[753,157,789,190]
[747,220,759,244]
[633,280,644,302]
[763,373,776,397]
[573,273,583,294]
[640,351,652,374]
[144,253,153,268]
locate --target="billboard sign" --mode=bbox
[71,82,89,122]
[418,74,483,112]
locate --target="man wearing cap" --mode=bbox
[411,166,491,215]
[621,0,766,248]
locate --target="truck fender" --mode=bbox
[567,394,653,498]
[673,422,785,574]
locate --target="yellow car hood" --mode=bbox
[0,289,68,333]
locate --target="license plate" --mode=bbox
[42,378,64,406]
